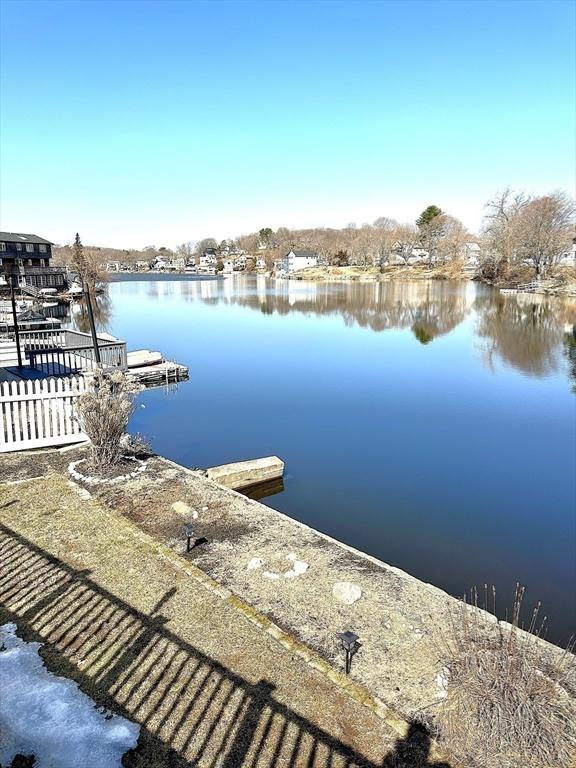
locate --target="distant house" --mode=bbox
[281,250,318,273]
[464,242,481,265]
[408,248,428,263]
[155,257,183,271]
[0,232,66,289]
[197,252,216,274]
[222,259,234,274]
[559,238,576,266]
[256,257,266,271]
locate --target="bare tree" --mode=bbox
[514,191,575,278]
[481,189,529,279]
[176,241,195,261]
[436,215,469,263]
[372,217,399,269]
[394,223,420,264]
[72,233,106,290]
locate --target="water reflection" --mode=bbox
[109,276,576,382]
[474,292,576,377]
[564,329,576,392]
[68,292,113,333]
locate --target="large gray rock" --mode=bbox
[332,581,362,605]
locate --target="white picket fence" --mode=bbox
[0,376,88,452]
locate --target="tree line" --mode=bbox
[53,189,574,281]
[172,189,576,278]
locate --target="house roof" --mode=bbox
[289,250,317,258]
[0,232,53,245]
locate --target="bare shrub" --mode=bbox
[76,371,135,471]
[431,585,576,768]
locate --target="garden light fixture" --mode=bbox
[184,523,195,552]
[337,630,361,675]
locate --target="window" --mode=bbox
[26,243,34,253]
[27,259,33,266]
[16,243,22,251]
[39,244,47,253]
[0,242,5,251]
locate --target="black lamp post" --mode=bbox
[184,523,195,552]
[337,631,361,675]
[9,269,23,368]
[82,281,101,366]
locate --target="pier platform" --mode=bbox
[126,349,189,386]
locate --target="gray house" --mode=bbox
[0,232,66,289]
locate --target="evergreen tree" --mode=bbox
[416,205,443,229]
[73,232,86,280]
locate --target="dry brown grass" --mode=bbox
[431,586,576,768]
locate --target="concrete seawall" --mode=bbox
[0,446,564,739]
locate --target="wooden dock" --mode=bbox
[126,349,189,387]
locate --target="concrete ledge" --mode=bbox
[206,456,284,490]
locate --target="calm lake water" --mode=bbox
[82,276,576,644]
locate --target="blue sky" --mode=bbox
[1,0,574,248]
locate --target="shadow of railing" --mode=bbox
[0,523,451,768]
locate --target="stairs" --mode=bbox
[19,283,42,299]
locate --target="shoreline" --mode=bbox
[1,446,567,727]
[101,265,576,298]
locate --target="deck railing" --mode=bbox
[6,329,128,374]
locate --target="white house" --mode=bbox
[281,250,318,273]
[222,259,234,274]
[198,251,218,275]
[559,239,576,266]
[464,242,481,265]
[256,257,266,271]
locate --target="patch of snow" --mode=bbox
[0,623,140,768]
[262,571,280,580]
[283,560,309,579]
[332,582,362,605]
[247,557,264,571]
